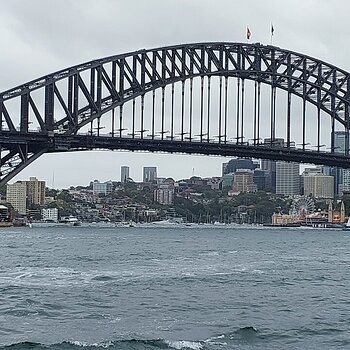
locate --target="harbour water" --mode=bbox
[0,225,350,349]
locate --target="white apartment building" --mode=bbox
[41,208,59,222]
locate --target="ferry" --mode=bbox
[58,216,81,226]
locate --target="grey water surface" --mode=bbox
[0,225,349,349]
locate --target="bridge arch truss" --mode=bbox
[1,42,350,186]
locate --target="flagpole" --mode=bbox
[270,23,274,45]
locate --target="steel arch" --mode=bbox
[1,42,350,186]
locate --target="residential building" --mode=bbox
[26,177,45,205]
[7,181,27,215]
[42,208,59,222]
[120,166,130,183]
[154,179,175,204]
[232,170,256,194]
[276,162,300,195]
[143,167,157,183]
[92,180,113,195]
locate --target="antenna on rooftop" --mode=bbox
[52,169,55,188]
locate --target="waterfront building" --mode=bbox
[276,162,300,195]
[41,208,59,222]
[303,168,334,199]
[92,180,113,195]
[120,166,130,183]
[0,205,9,220]
[26,177,45,205]
[6,181,27,215]
[143,167,157,183]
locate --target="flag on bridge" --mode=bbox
[271,24,274,36]
[246,27,251,40]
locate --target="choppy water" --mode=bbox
[0,225,350,349]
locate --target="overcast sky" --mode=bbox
[1,0,349,188]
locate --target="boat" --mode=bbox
[342,217,350,231]
[58,216,81,226]
[115,221,136,228]
[0,221,13,227]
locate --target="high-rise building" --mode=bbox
[143,167,157,183]
[341,169,350,194]
[260,138,285,193]
[303,168,334,198]
[332,131,349,195]
[232,170,256,194]
[6,181,27,215]
[121,166,130,183]
[26,177,45,205]
[222,162,228,177]
[253,169,270,191]
[276,162,300,195]
[334,131,348,155]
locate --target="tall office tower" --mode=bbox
[253,169,269,191]
[302,168,334,199]
[276,162,300,195]
[6,181,27,215]
[222,162,228,177]
[26,177,46,205]
[334,131,347,154]
[261,138,285,193]
[333,131,349,195]
[121,166,130,183]
[143,167,157,183]
[341,169,350,193]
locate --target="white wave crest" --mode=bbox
[165,340,203,350]
[69,340,113,348]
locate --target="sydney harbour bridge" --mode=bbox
[1,42,350,187]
